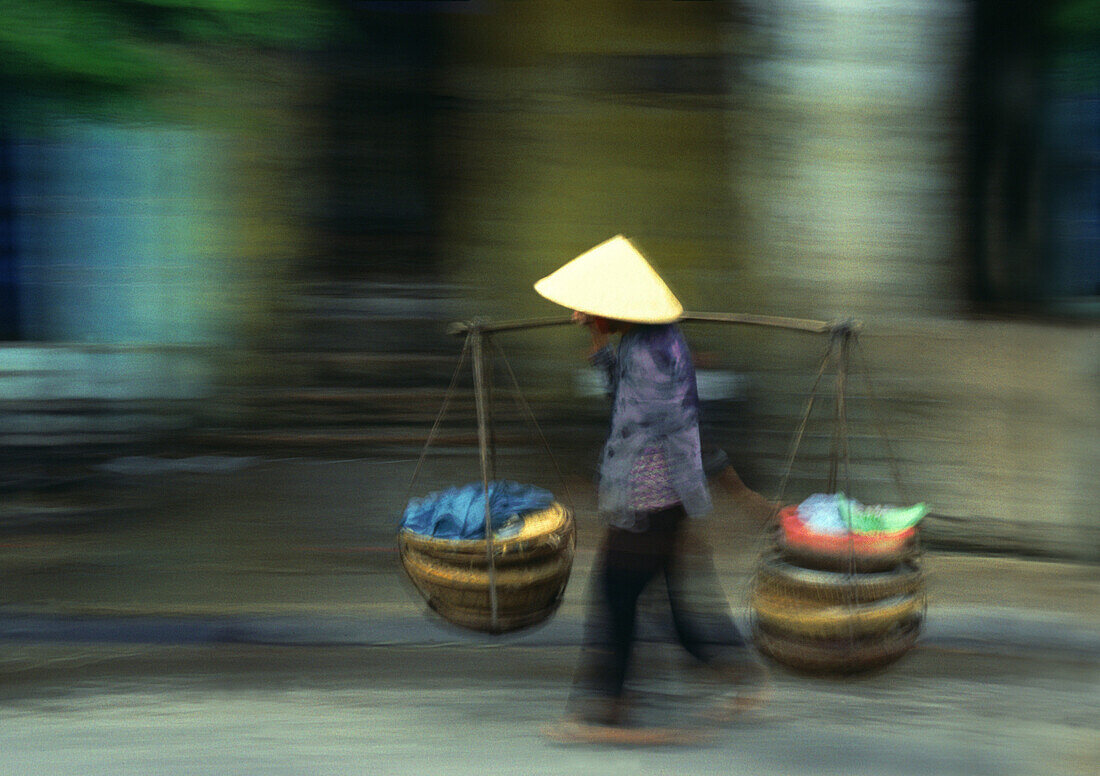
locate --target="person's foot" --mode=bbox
[706,684,770,721]
[704,661,772,722]
[571,695,630,727]
[542,717,712,746]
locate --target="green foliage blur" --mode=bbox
[1050,0,1100,92]
[1051,0,1100,33]
[0,0,341,125]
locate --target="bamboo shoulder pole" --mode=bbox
[681,311,835,334]
[449,312,850,337]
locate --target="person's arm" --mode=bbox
[704,444,783,524]
[576,313,617,395]
[589,343,618,396]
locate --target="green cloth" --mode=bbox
[837,493,927,534]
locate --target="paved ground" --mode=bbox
[1,642,1097,776]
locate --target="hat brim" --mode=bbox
[533,236,683,324]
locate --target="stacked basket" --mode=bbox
[399,501,576,634]
[751,506,925,674]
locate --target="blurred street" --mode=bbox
[1,642,1097,776]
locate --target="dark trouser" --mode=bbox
[574,504,749,703]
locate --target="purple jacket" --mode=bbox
[591,324,711,529]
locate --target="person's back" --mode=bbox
[594,323,710,529]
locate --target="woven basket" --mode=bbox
[753,553,924,604]
[753,616,922,675]
[399,502,576,634]
[751,588,925,639]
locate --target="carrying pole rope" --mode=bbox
[852,337,926,612]
[470,327,500,631]
[742,339,833,617]
[827,353,842,495]
[831,326,860,644]
[768,341,834,522]
[404,332,472,505]
[827,322,856,496]
[485,334,499,484]
[489,337,576,513]
[852,337,912,507]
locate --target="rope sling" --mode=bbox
[747,321,927,673]
[400,313,924,659]
[400,323,576,634]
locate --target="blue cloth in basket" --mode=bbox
[401,480,555,540]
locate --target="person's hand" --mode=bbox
[572,311,609,353]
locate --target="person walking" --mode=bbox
[534,236,769,737]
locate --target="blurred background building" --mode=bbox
[0,0,1096,558]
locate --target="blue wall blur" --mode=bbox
[8,125,226,344]
[0,135,18,341]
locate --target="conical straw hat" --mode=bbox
[534,236,683,323]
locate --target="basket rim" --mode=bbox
[398,501,573,550]
[758,551,922,583]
